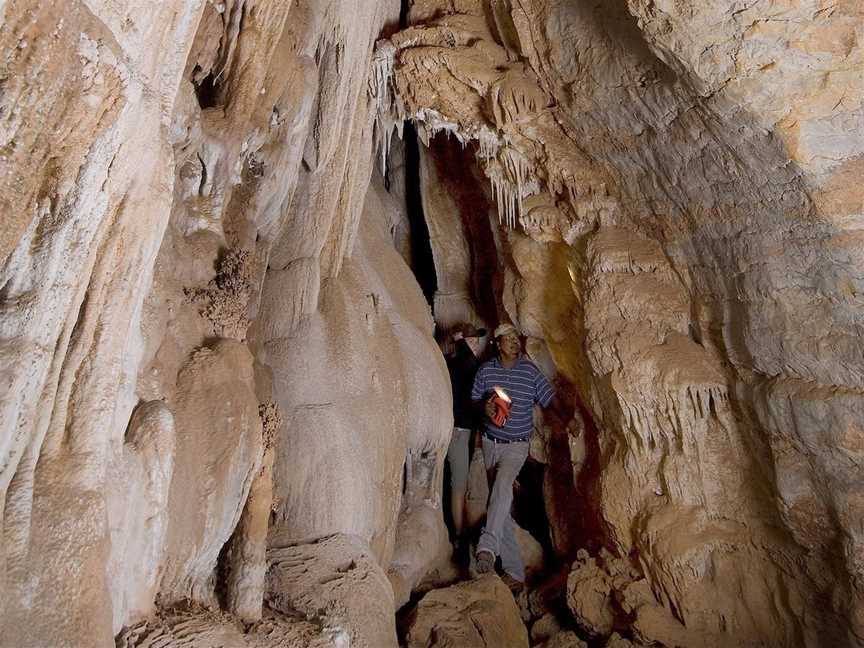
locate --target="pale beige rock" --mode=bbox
[1,1,412,645]
[106,401,176,631]
[389,448,452,608]
[604,633,641,648]
[1,3,209,643]
[538,630,588,648]
[226,447,276,623]
[159,339,264,606]
[530,612,563,644]
[117,605,333,648]
[515,523,546,582]
[266,534,399,648]
[419,135,501,330]
[261,175,451,588]
[566,550,619,638]
[380,1,864,645]
[405,574,529,648]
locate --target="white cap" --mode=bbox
[494,323,518,338]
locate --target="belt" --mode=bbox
[483,433,528,445]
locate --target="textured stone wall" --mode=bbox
[379,1,864,645]
[1,0,861,646]
[0,1,452,646]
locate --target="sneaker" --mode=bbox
[475,549,495,574]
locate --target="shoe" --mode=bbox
[475,549,495,574]
[500,573,525,595]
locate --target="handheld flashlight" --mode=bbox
[489,387,512,427]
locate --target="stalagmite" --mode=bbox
[225,447,275,623]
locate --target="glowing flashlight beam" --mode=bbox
[493,386,511,403]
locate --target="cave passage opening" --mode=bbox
[401,122,438,305]
[395,125,563,589]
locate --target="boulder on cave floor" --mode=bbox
[605,632,650,648]
[536,630,589,648]
[530,612,563,644]
[405,574,529,648]
[566,548,632,637]
[566,547,706,647]
[266,534,398,648]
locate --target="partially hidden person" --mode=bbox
[470,322,576,589]
[444,323,486,561]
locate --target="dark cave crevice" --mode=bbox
[403,122,438,306]
[425,133,501,328]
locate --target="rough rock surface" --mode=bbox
[566,549,628,638]
[0,1,455,646]
[405,574,530,648]
[530,613,563,645]
[538,631,588,648]
[260,173,452,597]
[225,447,276,622]
[0,0,862,646]
[159,339,264,607]
[266,534,399,648]
[375,0,864,645]
[116,605,332,648]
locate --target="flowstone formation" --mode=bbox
[1,1,452,646]
[374,1,864,646]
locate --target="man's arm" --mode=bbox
[534,367,582,436]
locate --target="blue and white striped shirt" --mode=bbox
[471,356,554,441]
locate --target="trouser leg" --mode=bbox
[499,514,525,581]
[446,427,471,536]
[477,440,528,559]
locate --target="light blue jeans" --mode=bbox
[477,437,529,581]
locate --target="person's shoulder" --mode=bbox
[477,358,498,376]
[518,357,541,371]
[519,358,547,377]
[477,358,498,373]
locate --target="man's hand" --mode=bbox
[484,399,496,419]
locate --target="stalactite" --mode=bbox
[477,126,500,161]
[214,0,247,83]
[370,40,404,174]
[617,381,729,449]
[368,41,532,228]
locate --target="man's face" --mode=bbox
[498,331,521,357]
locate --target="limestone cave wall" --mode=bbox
[374,0,864,646]
[1,1,451,646]
[0,0,862,647]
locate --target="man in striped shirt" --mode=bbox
[471,322,555,586]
